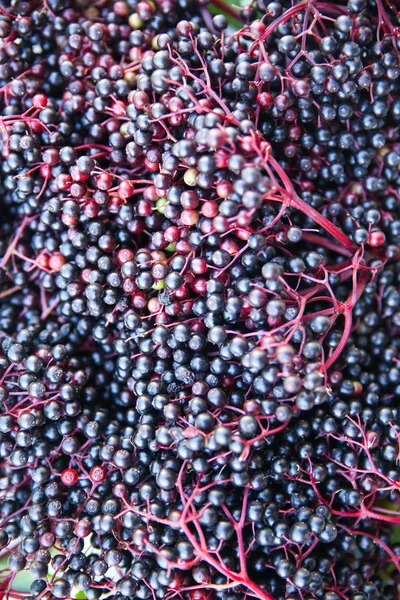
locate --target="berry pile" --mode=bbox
[0,0,400,598]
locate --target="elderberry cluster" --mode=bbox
[0,0,400,599]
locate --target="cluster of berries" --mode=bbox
[0,0,400,599]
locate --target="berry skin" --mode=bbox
[368,230,386,247]
[61,468,79,486]
[89,465,107,484]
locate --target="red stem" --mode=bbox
[323,308,352,371]
[267,156,356,252]
[324,268,370,369]
[180,520,277,600]
[301,232,353,257]
[0,216,37,268]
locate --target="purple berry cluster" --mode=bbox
[0,0,400,599]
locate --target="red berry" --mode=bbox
[89,465,106,484]
[250,19,266,39]
[137,199,152,216]
[164,226,180,243]
[74,519,92,538]
[202,201,218,218]
[56,174,72,191]
[39,164,52,179]
[32,94,48,108]
[116,248,135,265]
[181,209,199,226]
[49,253,65,272]
[190,258,207,275]
[118,180,134,198]
[368,230,385,247]
[70,165,89,182]
[40,532,55,548]
[61,468,79,486]
[96,172,113,190]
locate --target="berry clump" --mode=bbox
[0,0,400,599]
